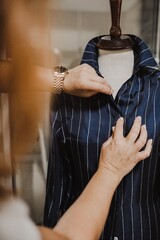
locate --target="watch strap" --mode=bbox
[53,66,68,94]
[54,75,65,94]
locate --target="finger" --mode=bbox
[102,136,112,148]
[112,126,115,133]
[90,75,113,89]
[126,116,142,142]
[136,139,152,162]
[81,80,113,95]
[113,117,124,140]
[69,64,113,95]
[90,75,108,84]
[134,125,147,151]
[80,90,97,97]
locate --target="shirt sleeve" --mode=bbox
[43,107,68,228]
[0,198,41,240]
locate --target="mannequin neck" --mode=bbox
[98,49,134,97]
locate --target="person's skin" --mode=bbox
[38,116,152,240]
[0,61,113,96]
[63,63,113,97]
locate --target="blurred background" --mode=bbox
[0,0,159,225]
[49,0,160,68]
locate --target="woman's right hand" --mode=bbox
[99,116,152,183]
[63,64,113,97]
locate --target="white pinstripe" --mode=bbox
[48,110,59,192]
[107,104,112,139]
[145,77,152,239]
[58,162,64,215]
[55,105,65,219]
[139,56,154,66]
[86,99,91,180]
[88,42,97,47]
[135,48,150,65]
[48,110,60,219]
[63,94,67,124]
[151,79,159,238]
[69,95,74,154]
[81,58,97,63]
[131,78,140,240]
[138,40,143,46]
[84,50,97,56]
[117,84,128,106]
[97,97,101,163]
[122,78,135,240]
[77,99,84,188]
[136,76,144,240]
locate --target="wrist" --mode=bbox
[97,166,121,187]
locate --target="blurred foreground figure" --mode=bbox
[0,1,48,239]
[0,0,48,155]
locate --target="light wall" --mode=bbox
[48,0,141,68]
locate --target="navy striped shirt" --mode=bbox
[44,35,160,240]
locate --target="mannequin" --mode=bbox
[98,48,134,97]
[44,1,160,239]
[97,0,134,97]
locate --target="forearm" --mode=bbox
[33,66,54,92]
[38,226,69,240]
[0,60,13,92]
[54,168,119,240]
[0,60,54,93]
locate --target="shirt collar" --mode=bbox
[81,34,159,77]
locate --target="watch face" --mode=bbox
[53,66,68,74]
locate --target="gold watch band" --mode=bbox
[54,75,65,94]
[53,66,68,94]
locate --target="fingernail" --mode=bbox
[136,116,141,121]
[119,117,124,121]
[148,139,153,145]
[141,124,146,129]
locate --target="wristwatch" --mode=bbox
[53,65,68,94]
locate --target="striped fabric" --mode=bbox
[44,35,160,240]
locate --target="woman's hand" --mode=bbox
[99,116,152,183]
[63,64,113,97]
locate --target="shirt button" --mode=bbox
[114,237,118,240]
